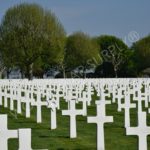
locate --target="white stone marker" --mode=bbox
[18,129,32,150]
[134,85,149,109]
[62,99,84,138]
[16,86,22,114]
[126,111,150,150]
[0,86,2,106]
[133,88,145,113]
[115,88,125,111]
[119,91,136,127]
[0,114,18,150]
[22,88,31,118]
[65,89,77,103]
[10,86,15,111]
[47,98,57,129]
[77,91,89,116]
[18,128,48,150]
[85,84,93,105]
[112,85,118,103]
[4,87,8,108]
[31,89,47,123]
[87,100,113,150]
[55,86,62,109]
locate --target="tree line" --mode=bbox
[0,3,149,79]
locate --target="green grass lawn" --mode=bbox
[0,95,150,150]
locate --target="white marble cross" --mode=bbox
[47,98,58,129]
[22,88,31,118]
[18,128,48,150]
[16,86,22,114]
[65,89,77,103]
[85,84,94,105]
[54,85,64,109]
[87,100,113,150]
[18,129,32,150]
[62,99,84,138]
[10,84,17,108]
[145,84,150,103]
[134,87,149,108]
[119,91,136,127]
[77,91,89,116]
[115,88,125,111]
[4,86,9,108]
[0,114,18,150]
[31,89,47,123]
[133,89,146,113]
[112,85,118,103]
[10,86,15,111]
[132,81,149,110]
[0,86,3,106]
[126,111,150,150]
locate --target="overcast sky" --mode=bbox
[0,0,150,45]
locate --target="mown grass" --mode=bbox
[0,93,150,150]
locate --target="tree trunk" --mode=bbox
[114,67,118,78]
[25,64,33,80]
[0,67,5,79]
[21,70,24,79]
[63,69,66,78]
[61,65,66,78]
[7,69,11,79]
[83,67,86,78]
[0,71,2,79]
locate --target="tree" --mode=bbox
[118,49,137,77]
[95,35,129,77]
[0,52,6,78]
[0,3,66,79]
[132,35,150,74]
[65,32,102,78]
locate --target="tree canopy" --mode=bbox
[132,35,150,72]
[65,32,102,77]
[95,35,130,77]
[0,2,149,78]
[0,3,66,79]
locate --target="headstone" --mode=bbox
[18,129,32,150]
[87,100,113,150]
[77,91,89,116]
[47,98,57,129]
[119,90,136,127]
[18,128,48,150]
[126,111,150,150]
[16,86,22,114]
[22,86,31,118]
[0,85,2,106]
[62,99,84,138]
[31,88,47,123]
[10,85,15,111]
[115,88,125,111]
[4,86,9,108]
[0,114,18,150]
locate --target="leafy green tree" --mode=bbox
[0,3,66,79]
[132,35,150,73]
[65,32,102,78]
[118,49,137,77]
[96,35,130,77]
[0,52,6,78]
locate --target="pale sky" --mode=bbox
[0,0,150,46]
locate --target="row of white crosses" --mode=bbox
[86,78,150,150]
[1,78,150,150]
[107,79,150,150]
[0,114,48,150]
[0,79,92,127]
